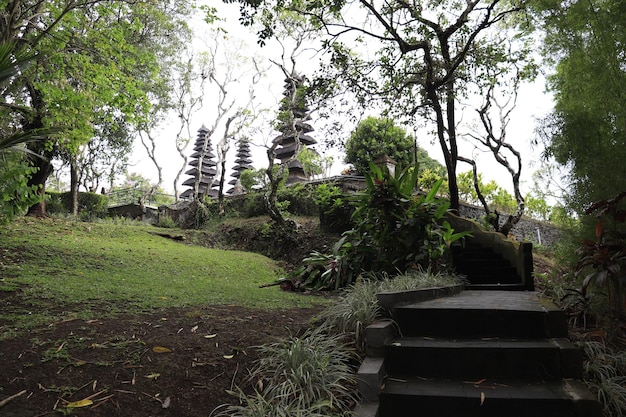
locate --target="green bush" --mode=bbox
[242,192,267,218]
[277,183,318,216]
[315,183,353,233]
[156,214,176,228]
[46,191,109,219]
[290,164,470,290]
[0,158,41,224]
[575,192,626,318]
[237,185,319,219]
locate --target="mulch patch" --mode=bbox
[0,304,323,417]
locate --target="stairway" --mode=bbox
[355,290,602,417]
[452,239,527,290]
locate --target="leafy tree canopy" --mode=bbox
[0,0,194,215]
[345,116,443,177]
[534,0,626,213]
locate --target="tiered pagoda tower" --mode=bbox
[273,74,317,184]
[227,139,253,195]
[180,126,219,200]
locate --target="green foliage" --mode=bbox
[0,41,58,155]
[296,147,323,178]
[581,341,626,417]
[277,184,318,217]
[315,183,352,232]
[0,157,41,224]
[0,2,193,213]
[215,329,357,417]
[291,164,469,289]
[525,195,552,222]
[156,215,176,229]
[239,168,266,192]
[535,0,626,213]
[220,184,319,220]
[575,192,626,322]
[418,168,446,192]
[45,191,108,220]
[344,116,414,175]
[456,170,517,213]
[346,163,465,274]
[242,192,268,218]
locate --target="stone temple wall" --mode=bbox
[458,203,562,247]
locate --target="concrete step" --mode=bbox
[465,283,528,291]
[462,273,520,285]
[394,291,568,339]
[378,378,602,417]
[384,337,582,380]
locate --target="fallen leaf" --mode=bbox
[480,392,485,406]
[145,373,160,380]
[152,346,172,353]
[162,396,171,409]
[67,399,93,408]
[204,334,217,339]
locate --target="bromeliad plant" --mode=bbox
[576,191,626,321]
[290,163,469,290]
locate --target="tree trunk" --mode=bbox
[264,158,285,227]
[218,158,226,215]
[70,158,79,216]
[26,156,53,217]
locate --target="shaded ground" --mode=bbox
[0,297,323,417]
[1,217,598,416]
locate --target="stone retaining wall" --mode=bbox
[458,203,562,247]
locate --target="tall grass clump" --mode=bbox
[214,269,462,416]
[213,329,358,417]
[317,269,464,351]
[582,341,626,416]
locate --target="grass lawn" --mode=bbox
[0,217,327,338]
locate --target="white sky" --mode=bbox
[128,2,554,197]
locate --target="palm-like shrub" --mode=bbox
[291,163,469,290]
